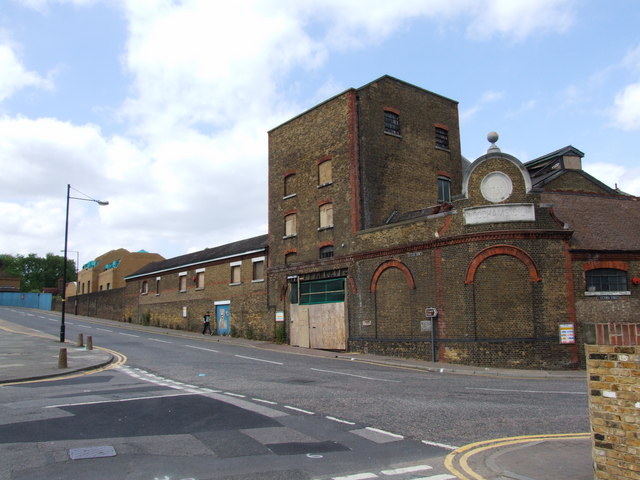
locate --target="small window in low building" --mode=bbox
[586,269,628,292]
[435,126,449,149]
[196,271,205,289]
[141,280,149,295]
[438,177,451,203]
[106,283,111,291]
[179,274,187,292]
[252,260,264,281]
[155,278,161,295]
[384,110,400,135]
[230,264,241,284]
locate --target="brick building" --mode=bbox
[124,235,270,338]
[267,76,640,369]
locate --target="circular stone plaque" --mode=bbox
[480,172,513,203]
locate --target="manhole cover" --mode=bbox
[69,446,117,460]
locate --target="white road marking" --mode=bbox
[184,345,219,353]
[234,354,283,365]
[284,405,315,415]
[421,440,459,450]
[119,332,139,337]
[45,392,194,408]
[332,473,378,480]
[365,427,403,439]
[311,368,400,382]
[223,392,246,398]
[326,416,356,425]
[413,475,456,480]
[148,338,172,344]
[466,387,587,395]
[96,328,112,332]
[381,465,432,475]
[253,398,278,405]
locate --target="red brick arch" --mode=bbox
[465,245,541,285]
[370,259,416,293]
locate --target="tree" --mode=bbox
[0,253,76,293]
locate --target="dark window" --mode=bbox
[586,269,627,292]
[320,245,334,259]
[284,174,296,197]
[384,110,400,135]
[438,177,451,203]
[290,281,299,304]
[435,127,449,149]
[300,278,345,305]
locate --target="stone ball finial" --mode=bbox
[487,131,500,153]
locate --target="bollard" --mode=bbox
[58,348,68,369]
[77,333,84,347]
[86,336,93,350]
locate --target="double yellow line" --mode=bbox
[444,432,591,479]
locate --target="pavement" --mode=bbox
[0,312,594,480]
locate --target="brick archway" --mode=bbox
[465,245,541,285]
[370,259,416,293]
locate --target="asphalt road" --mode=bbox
[0,308,590,479]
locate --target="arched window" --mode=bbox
[284,173,296,197]
[586,269,627,292]
[319,202,333,229]
[319,245,334,259]
[284,213,297,237]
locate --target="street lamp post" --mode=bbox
[60,184,108,343]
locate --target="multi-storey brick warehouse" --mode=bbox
[89,75,638,370]
[267,76,640,369]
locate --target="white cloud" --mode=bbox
[0,43,53,102]
[460,90,505,122]
[584,162,640,196]
[612,83,640,131]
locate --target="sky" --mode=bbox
[1,0,640,267]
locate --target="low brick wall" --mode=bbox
[586,323,639,480]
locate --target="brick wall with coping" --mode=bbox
[586,322,640,480]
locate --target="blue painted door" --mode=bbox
[216,304,230,336]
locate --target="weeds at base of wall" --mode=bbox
[140,311,151,326]
[275,322,286,344]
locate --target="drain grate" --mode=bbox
[69,446,117,460]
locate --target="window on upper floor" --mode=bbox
[179,272,187,292]
[284,252,297,265]
[435,126,449,150]
[284,173,296,197]
[318,159,332,186]
[141,280,149,295]
[320,245,334,259]
[196,270,205,289]
[155,277,161,295]
[252,258,265,282]
[284,213,297,237]
[586,269,628,293]
[384,110,400,135]
[319,202,333,229]
[230,263,241,285]
[438,177,451,203]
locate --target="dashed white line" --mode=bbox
[184,345,219,353]
[365,427,403,439]
[234,354,283,365]
[96,328,112,332]
[223,392,246,398]
[310,368,400,382]
[253,398,278,405]
[284,405,315,415]
[119,332,139,337]
[148,338,172,344]
[326,416,356,425]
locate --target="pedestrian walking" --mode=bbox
[202,311,212,335]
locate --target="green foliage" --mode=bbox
[0,253,76,293]
[275,322,286,344]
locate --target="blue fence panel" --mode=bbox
[0,292,52,310]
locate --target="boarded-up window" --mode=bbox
[179,275,187,292]
[319,203,333,228]
[300,278,345,305]
[196,271,205,289]
[252,260,264,281]
[318,159,332,185]
[285,213,297,236]
[284,173,296,196]
[230,264,241,284]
